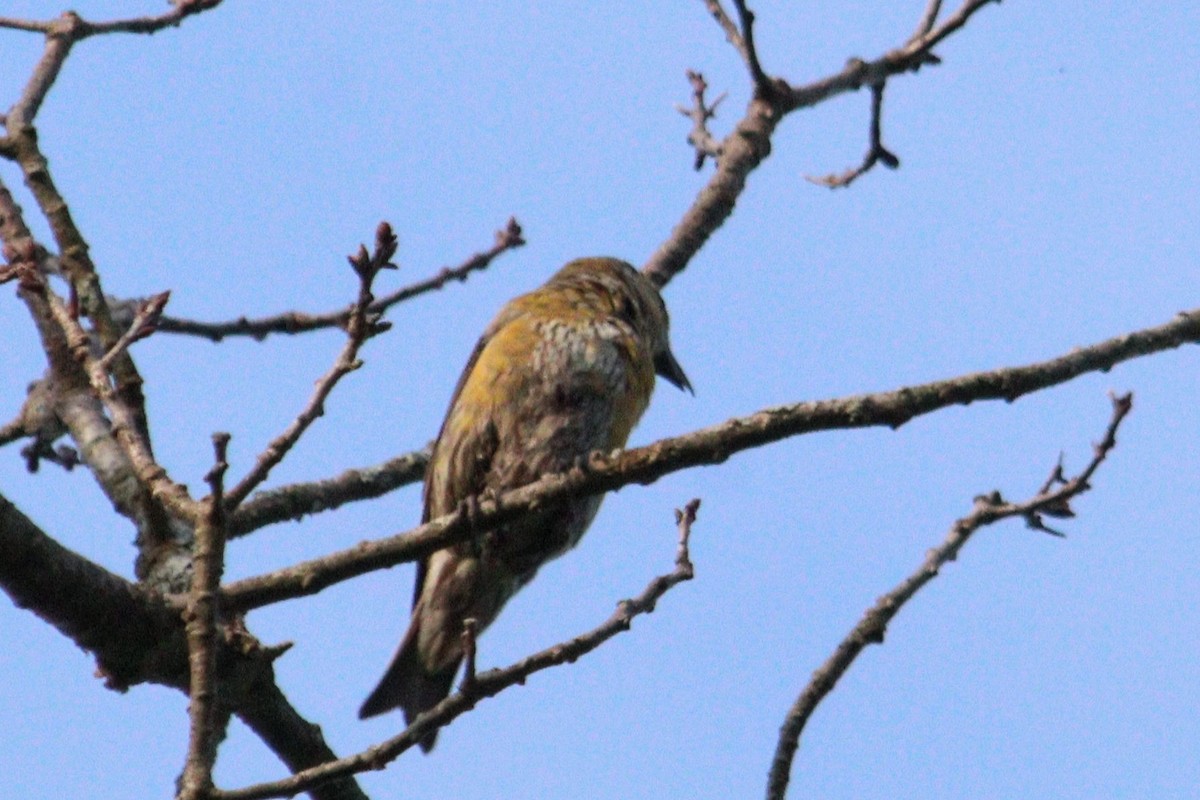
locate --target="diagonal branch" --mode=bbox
[213,500,700,800]
[223,223,398,510]
[909,0,945,43]
[0,491,184,690]
[234,680,369,800]
[30,269,197,523]
[764,392,1132,800]
[0,487,368,800]
[3,13,76,129]
[4,28,155,449]
[649,0,1000,288]
[220,308,1200,613]
[701,0,747,61]
[731,0,778,95]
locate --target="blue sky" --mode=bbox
[2,2,1198,798]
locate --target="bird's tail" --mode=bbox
[358,617,460,753]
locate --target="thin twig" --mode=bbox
[219,307,1199,614]
[806,82,900,188]
[731,0,777,95]
[702,0,748,62]
[0,2,224,38]
[155,218,524,342]
[764,394,1132,800]
[223,223,397,510]
[227,446,431,538]
[909,0,945,43]
[212,500,700,800]
[94,291,170,373]
[675,70,726,170]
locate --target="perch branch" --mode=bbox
[213,500,700,800]
[220,307,1198,613]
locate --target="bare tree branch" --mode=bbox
[0,491,184,690]
[701,1,748,63]
[220,308,1199,613]
[909,0,946,43]
[647,0,999,288]
[1,176,187,570]
[730,0,779,95]
[94,291,170,374]
[675,70,726,171]
[228,446,431,538]
[806,82,899,188]
[0,2,224,39]
[234,680,369,800]
[155,218,524,342]
[764,393,1132,800]
[31,269,198,524]
[213,500,700,800]
[3,32,155,450]
[223,224,398,510]
[0,485,367,799]
[3,13,76,129]
[177,434,231,800]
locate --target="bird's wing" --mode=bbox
[411,303,526,607]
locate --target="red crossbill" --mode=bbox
[358,257,690,750]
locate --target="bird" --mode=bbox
[358,257,691,750]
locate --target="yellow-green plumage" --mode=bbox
[359,258,690,749]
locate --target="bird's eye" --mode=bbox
[616,293,639,325]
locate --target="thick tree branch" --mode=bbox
[221,308,1199,613]
[0,491,185,690]
[764,393,1132,800]
[0,493,365,800]
[214,500,700,800]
